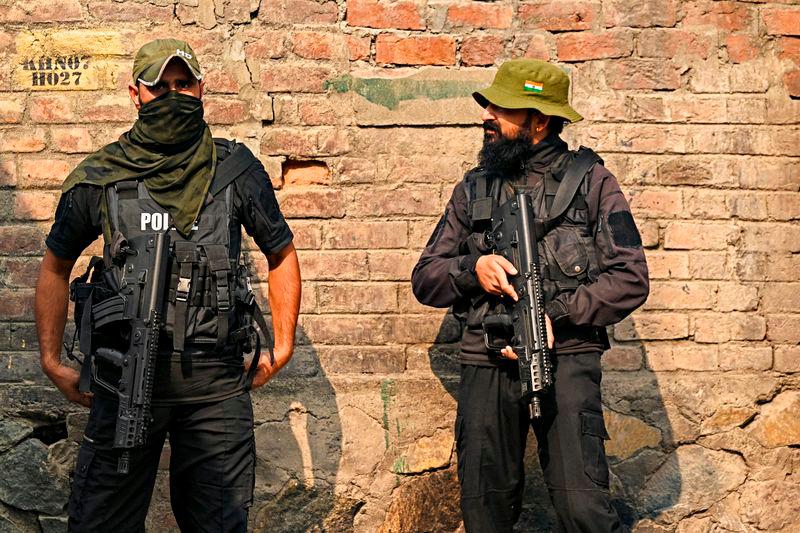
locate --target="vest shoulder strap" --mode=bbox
[209,139,260,197]
[547,146,602,220]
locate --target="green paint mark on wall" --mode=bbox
[381,379,397,450]
[325,74,484,110]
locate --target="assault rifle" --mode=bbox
[484,192,553,419]
[92,231,170,473]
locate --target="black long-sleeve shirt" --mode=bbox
[412,139,649,365]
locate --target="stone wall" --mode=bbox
[0,0,798,531]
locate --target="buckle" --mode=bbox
[176,277,191,302]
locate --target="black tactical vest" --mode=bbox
[460,147,604,338]
[96,139,255,354]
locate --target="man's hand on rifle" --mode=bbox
[43,363,93,407]
[476,254,519,301]
[499,315,555,360]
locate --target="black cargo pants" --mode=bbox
[456,353,622,533]
[68,391,255,533]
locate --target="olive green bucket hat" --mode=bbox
[473,59,583,123]
[132,38,203,86]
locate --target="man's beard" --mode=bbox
[478,122,537,179]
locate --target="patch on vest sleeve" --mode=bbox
[608,211,642,248]
[426,208,449,248]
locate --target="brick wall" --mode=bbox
[0,0,798,531]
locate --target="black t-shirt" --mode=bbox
[46,143,293,405]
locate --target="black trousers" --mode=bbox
[68,392,255,533]
[456,354,622,533]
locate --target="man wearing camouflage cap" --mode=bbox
[36,39,301,531]
[412,59,649,531]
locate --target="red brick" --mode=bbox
[259,65,332,93]
[203,68,240,94]
[603,0,677,28]
[300,315,390,344]
[644,251,690,279]
[0,158,15,187]
[644,344,675,371]
[741,223,800,253]
[774,345,800,373]
[282,160,331,186]
[523,34,550,60]
[87,1,172,22]
[784,70,800,98]
[29,95,76,124]
[446,3,513,29]
[766,253,800,281]
[298,251,368,280]
[245,32,288,59]
[0,257,43,288]
[277,188,346,218]
[325,220,408,249]
[0,128,46,153]
[672,344,719,371]
[14,190,59,221]
[346,0,425,30]
[0,96,24,124]
[51,127,93,154]
[739,157,799,191]
[637,29,712,60]
[0,289,35,320]
[298,96,351,126]
[203,97,249,124]
[761,283,800,312]
[78,95,137,123]
[644,282,716,311]
[767,193,800,220]
[627,189,682,218]
[726,34,760,63]
[18,158,73,189]
[763,7,800,36]
[259,0,338,25]
[719,344,772,371]
[0,0,82,22]
[664,221,738,250]
[368,250,417,280]
[606,60,681,90]
[518,2,597,31]
[602,345,643,371]
[556,30,633,62]
[682,1,751,32]
[261,127,348,157]
[376,35,456,66]
[0,225,46,255]
[317,283,398,313]
[614,313,689,341]
[292,31,344,60]
[317,346,406,374]
[347,35,372,61]
[461,36,504,67]
[778,37,800,65]
[350,187,442,217]
[716,283,759,312]
[767,314,800,343]
[689,251,729,280]
[694,313,766,343]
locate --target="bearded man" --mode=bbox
[35,39,301,532]
[412,59,649,532]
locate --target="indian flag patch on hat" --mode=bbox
[524,80,544,93]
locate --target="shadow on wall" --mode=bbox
[427,315,683,531]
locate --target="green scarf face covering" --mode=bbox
[63,91,216,236]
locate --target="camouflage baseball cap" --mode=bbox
[473,59,583,123]
[132,38,203,86]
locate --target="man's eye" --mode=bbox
[153,83,166,91]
